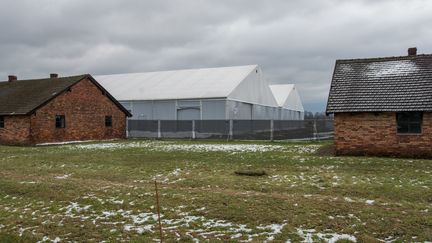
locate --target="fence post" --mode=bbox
[126,119,129,138]
[192,120,196,139]
[157,120,161,139]
[270,120,274,141]
[228,120,233,140]
[313,119,318,141]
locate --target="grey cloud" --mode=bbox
[0,0,431,111]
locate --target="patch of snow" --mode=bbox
[62,202,92,215]
[68,141,163,150]
[365,60,419,77]
[36,235,61,243]
[296,228,357,243]
[66,140,286,153]
[365,200,375,205]
[158,144,283,153]
[37,140,104,146]
[257,222,287,241]
[344,197,355,203]
[286,145,321,154]
[107,198,124,205]
[55,173,72,179]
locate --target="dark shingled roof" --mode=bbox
[0,74,131,116]
[326,54,432,113]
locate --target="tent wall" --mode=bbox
[122,99,227,120]
[121,99,303,120]
[228,67,278,107]
[280,109,304,120]
[202,100,226,119]
[226,100,252,120]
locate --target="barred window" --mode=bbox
[105,116,113,127]
[55,115,65,128]
[396,112,422,134]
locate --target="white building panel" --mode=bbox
[95,65,304,120]
[269,84,304,112]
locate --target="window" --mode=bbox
[105,116,112,127]
[0,116,4,128]
[55,115,65,128]
[396,112,422,134]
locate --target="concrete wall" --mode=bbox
[334,112,432,157]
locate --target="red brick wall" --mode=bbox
[0,116,31,145]
[334,112,432,157]
[29,78,126,144]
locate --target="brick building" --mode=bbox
[326,48,432,157]
[0,74,131,145]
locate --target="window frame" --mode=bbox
[105,115,113,127]
[396,111,423,134]
[0,116,4,128]
[55,115,66,129]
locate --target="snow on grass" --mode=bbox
[37,236,62,243]
[0,196,367,242]
[37,140,96,146]
[257,222,287,241]
[70,141,156,150]
[62,140,323,154]
[68,141,285,153]
[37,201,297,242]
[152,168,189,184]
[365,200,375,205]
[54,173,72,179]
[296,228,357,243]
[344,197,355,203]
[157,144,284,153]
[62,202,92,215]
[20,181,38,184]
[286,145,321,154]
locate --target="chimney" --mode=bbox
[8,75,17,82]
[408,47,417,56]
[50,73,58,78]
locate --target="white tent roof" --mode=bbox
[269,84,304,112]
[95,65,279,107]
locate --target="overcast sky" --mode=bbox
[1,0,431,112]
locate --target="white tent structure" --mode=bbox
[269,84,304,120]
[95,65,304,120]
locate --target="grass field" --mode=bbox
[0,139,431,242]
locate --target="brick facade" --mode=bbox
[334,112,432,157]
[0,116,31,145]
[0,77,127,145]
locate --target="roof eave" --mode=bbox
[0,113,28,116]
[85,75,133,117]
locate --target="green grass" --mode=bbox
[0,139,431,242]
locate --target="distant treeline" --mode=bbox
[304,111,333,119]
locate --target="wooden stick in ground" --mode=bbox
[154,180,163,242]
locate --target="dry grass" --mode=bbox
[0,139,430,242]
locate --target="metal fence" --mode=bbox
[127,119,333,140]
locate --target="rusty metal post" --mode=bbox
[154,180,163,242]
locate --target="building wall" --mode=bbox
[0,116,31,145]
[123,98,304,120]
[29,78,127,144]
[226,100,252,120]
[334,112,432,157]
[202,100,226,119]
